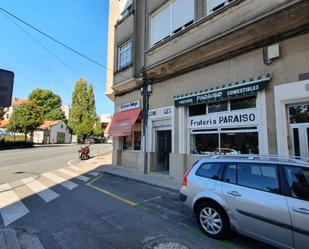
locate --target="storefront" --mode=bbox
[174,73,271,156]
[105,100,142,169]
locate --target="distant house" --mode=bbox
[33,120,71,144]
[0,120,9,136]
[3,98,27,120]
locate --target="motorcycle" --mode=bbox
[79,145,90,160]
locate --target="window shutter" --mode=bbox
[172,0,194,32]
[150,5,171,46]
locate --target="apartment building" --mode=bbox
[3,98,27,120]
[105,0,309,180]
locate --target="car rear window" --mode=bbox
[195,163,223,180]
[284,166,309,201]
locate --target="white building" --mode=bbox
[60,104,71,120]
[3,98,27,120]
[33,120,71,144]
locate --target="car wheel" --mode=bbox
[196,202,230,239]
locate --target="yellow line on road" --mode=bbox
[86,174,138,206]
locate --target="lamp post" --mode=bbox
[141,78,153,175]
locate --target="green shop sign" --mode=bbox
[174,75,271,107]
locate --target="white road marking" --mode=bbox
[21,177,59,203]
[69,166,83,171]
[57,168,90,182]
[87,171,100,177]
[0,184,29,226]
[42,172,78,190]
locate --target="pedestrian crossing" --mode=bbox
[0,168,101,226]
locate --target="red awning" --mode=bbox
[105,108,141,137]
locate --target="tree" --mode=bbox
[28,88,65,121]
[0,107,3,120]
[69,78,97,141]
[93,125,103,137]
[8,101,42,141]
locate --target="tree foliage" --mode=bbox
[8,101,42,141]
[28,88,65,121]
[69,78,97,140]
[93,125,104,137]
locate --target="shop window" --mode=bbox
[133,131,141,150]
[191,130,259,155]
[118,40,132,70]
[189,104,206,117]
[208,101,228,113]
[123,135,133,150]
[122,131,141,151]
[289,105,309,124]
[230,96,256,110]
[221,132,259,154]
[191,133,219,154]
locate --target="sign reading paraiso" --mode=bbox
[175,81,267,107]
[189,109,258,129]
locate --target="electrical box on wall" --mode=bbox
[267,44,280,60]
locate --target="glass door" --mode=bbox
[288,104,309,159]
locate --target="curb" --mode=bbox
[101,170,180,193]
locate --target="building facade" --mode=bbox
[33,120,71,144]
[105,0,309,180]
[3,98,27,120]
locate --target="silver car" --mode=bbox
[179,155,309,249]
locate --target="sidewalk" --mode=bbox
[73,152,182,192]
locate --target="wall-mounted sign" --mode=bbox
[152,119,172,128]
[120,100,140,112]
[175,82,268,107]
[189,109,258,129]
[149,106,174,118]
[0,69,14,107]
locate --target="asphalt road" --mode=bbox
[0,144,112,183]
[1,171,274,249]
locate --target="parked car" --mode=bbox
[180,155,309,249]
[84,138,95,145]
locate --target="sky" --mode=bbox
[0,0,113,115]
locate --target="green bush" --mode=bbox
[0,141,33,150]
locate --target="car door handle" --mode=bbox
[292,208,309,215]
[227,191,242,197]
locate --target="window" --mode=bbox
[119,0,132,19]
[189,104,206,117]
[122,130,141,151]
[123,135,133,150]
[150,0,194,46]
[223,164,236,184]
[191,130,259,155]
[220,132,259,154]
[237,163,279,193]
[191,133,219,154]
[133,131,141,150]
[208,101,228,113]
[207,0,235,15]
[289,105,309,124]
[284,166,309,201]
[230,96,256,110]
[196,163,223,180]
[118,40,132,70]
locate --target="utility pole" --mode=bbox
[141,78,152,175]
